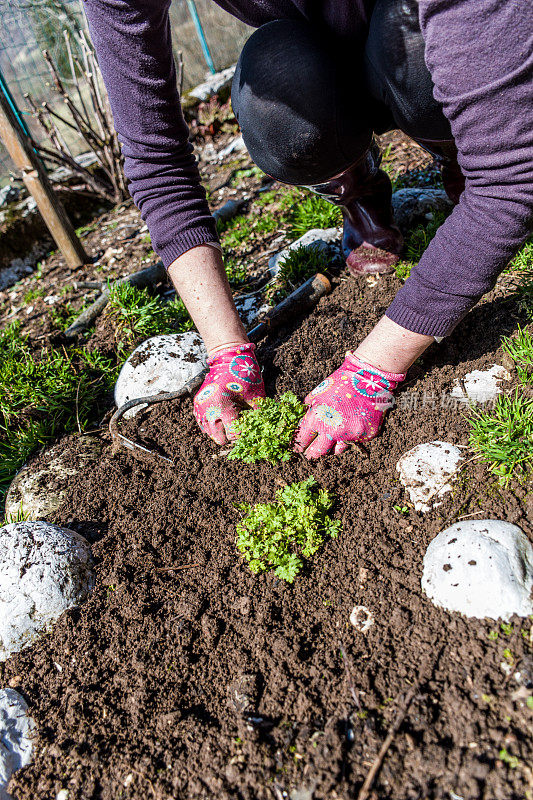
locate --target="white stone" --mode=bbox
[5,437,103,521]
[114,332,207,417]
[422,520,533,620]
[217,135,247,161]
[0,522,94,662]
[450,365,511,404]
[188,65,236,102]
[349,606,374,633]
[234,293,271,326]
[268,228,341,276]
[396,441,463,512]
[0,688,35,800]
[56,791,69,800]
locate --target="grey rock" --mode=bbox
[391,187,452,233]
[5,437,103,521]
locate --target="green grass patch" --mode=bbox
[266,245,329,304]
[288,194,342,238]
[236,476,341,582]
[468,389,533,484]
[0,322,116,503]
[224,257,248,287]
[104,282,193,352]
[22,287,44,306]
[508,238,533,272]
[228,391,306,463]
[502,326,533,384]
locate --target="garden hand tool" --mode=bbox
[294,352,405,459]
[193,343,265,444]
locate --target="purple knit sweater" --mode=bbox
[84,0,533,336]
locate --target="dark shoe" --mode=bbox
[307,139,403,276]
[412,137,465,204]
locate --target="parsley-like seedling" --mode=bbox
[236,477,341,582]
[228,391,306,463]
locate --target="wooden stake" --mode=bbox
[0,87,88,268]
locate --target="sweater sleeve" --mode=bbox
[386,0,533,337]
[83,0,219,267]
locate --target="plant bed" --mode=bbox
[3,272,532,800]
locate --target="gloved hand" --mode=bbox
[193,342,265,445]
[294,352,405,459]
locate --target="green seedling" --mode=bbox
[500,622,513,636]
[228,391,306,463]
[266,245,329,305]
[487,630,499,641]
[224,257,247,287]
[499,748,520,769]
[393,504,409,514]
[468,389,533,483]
[236,476,341,582]
[526,697,533,711]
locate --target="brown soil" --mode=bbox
[4,271,532,800]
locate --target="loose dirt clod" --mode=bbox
[422,520,533,619]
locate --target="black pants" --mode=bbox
[231,0,452,186]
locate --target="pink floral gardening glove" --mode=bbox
[193,343,265,445]
[294,352,405,459]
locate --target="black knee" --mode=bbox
[364,0,452,140]
[232,19,372,185]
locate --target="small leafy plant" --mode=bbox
[228,391,306,463]
[236,477,341,582]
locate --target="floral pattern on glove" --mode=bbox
[294,352,405,459]
[193,343,265,445]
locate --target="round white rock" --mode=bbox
[422,520,533,620]
[396,441,463,512]
[0,688,35,800]
[0,522,94,662]
[114,332,207,417]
